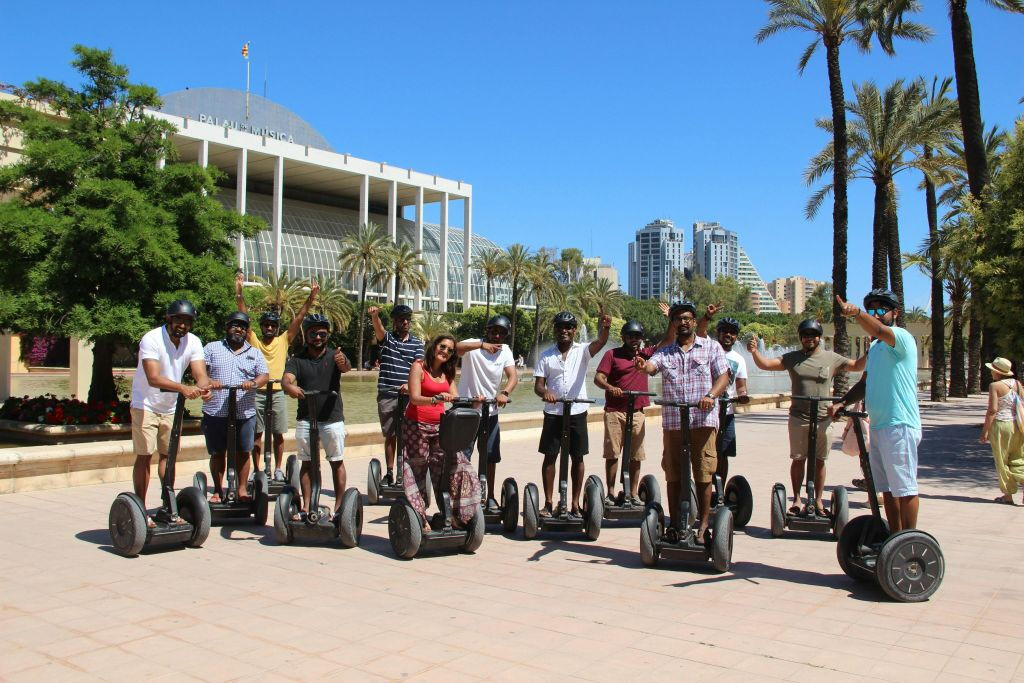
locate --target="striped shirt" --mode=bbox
[376,331,424,397]
[648,338,728,431]
[202,340,269,419]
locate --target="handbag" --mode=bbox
[840,402,870,456]
[1010,381,1024,433]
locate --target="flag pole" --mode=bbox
[243,42,250,121]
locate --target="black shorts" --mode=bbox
[717,413,737,459]
[538,412,589,461]
[462,413,501,463]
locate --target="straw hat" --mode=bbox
[985,357,1014,377]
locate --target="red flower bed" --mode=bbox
[0,394,131,426]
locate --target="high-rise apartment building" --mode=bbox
[627,219,686,300]
[692,221,739,282]
[583,256,621,291]
[767,275,827,315]
[739,247,782,314]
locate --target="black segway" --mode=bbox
[108,392,211,557]
[769,395,848,539]
[274,391,362,547]
[193,386,270,525]
[473,398,519,534]
[367,394,429,506]
[640,399,733,572]
[836,408,944,602]
[711,395,753,528]
[586,391,661,524]
[388,399,485,558]
[522,398,603,541]
[251,379,287,500]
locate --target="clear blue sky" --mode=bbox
[3,2,1021,311]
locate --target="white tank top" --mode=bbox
[996,379,1021,422]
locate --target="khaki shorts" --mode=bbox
[662,427,717,484]
[788,415,832,461]
[131,408,174,456]
[603,411,646,461]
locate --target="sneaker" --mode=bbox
[628,495,643,507]
[485,498,501,514]
[273,469,286,482]
[384,471,395,487]
[603,495,616,508]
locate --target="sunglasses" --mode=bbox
[436,345,454,353]
[226,322,248,329]
[308,330,329,338]
[866,308,892,316]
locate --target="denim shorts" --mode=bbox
[296,420,346,462]
[869,424,921,497]
[202,414,257,454]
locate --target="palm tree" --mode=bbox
[501,243,532,353]
[526,250,563,363]
[250,269,308,321]
[337,222,395,371]
[757,0,930,390]
[380,241,428,305]
[559,248,585,284]
[904,306,929,322]
[591,277,625,317]
[310,275,355,336]
[413,310,449,341]
[567,279,598,321]
[472,248,507,321]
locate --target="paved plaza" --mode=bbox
[0,395,1022,682]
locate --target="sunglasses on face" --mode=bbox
[437,345,454,353]
[866,308,892,317]
[308,330,329,338]
[799,333,819,339]
[227,322,248,329]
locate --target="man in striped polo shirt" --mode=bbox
[369,304,424,485]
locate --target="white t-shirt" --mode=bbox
[534,342,593,416]
[457,339,515,406]
[130,326,204,414]
[724,348,748,415]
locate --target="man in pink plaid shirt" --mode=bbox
[637,301,729,538]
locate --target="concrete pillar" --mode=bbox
[388,180,398,301]
[69,337,93,400]
[0,334,12,401]
[463,196,473,310]
[236,148,248,272]
[359,175,370,228]
[272,156,284,276]
[439,192,449,313]
[414,187,424,311]
[198,139,209,168]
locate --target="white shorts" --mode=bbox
[295,420,346,462]
[868,424,921,497]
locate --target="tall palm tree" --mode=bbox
[412,310,449,341]
[380,241,428,305]
[757,0,930,390]
[310,275,355,336]
[337,222,395,371]
[526,250,562,364]
[591,277,625,317]
[250,269,308,321]
[472,248,507,321]
[501,243,532,353]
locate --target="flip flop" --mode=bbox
[788,505,801,515]
[539,505,553,518]
[209,493,222,504]
[146,515,157,529]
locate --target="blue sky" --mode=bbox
[3,2,1021,311]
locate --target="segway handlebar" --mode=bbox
[790,395,844,403]
[837,408,868,419]
[719,395,750,405]
[472,397,513,405]
[554,397,596,404]
[620,391,657,398]
[302,390,338,397]
[654,399,705,409]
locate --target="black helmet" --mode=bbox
[798,319,823,336]
[486,314,512,331]
[552,311,577,328]
[259,311,281,325]
[391,304,414,320]
[716,317,740,334]
[302,313,330,332]
[224,311,250,328]
[668,301,697,318]
[166,300,197,320]
[621,320,645,337]
[863,288,900,310]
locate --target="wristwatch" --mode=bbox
[705,392,716,400]
[500,390,510,397]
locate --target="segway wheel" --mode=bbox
[583,479,603,541]
[522,483,540,540]
[253,472,270,526]
[638,474,662,507]
[462,504,485,553]
[710,506,734,573]
[837,514,888,582]
[640,503,662,567]
[830,485,849,539]
[337,487,364,548]
[500,478,519,534]
[274,488,295,544]
[367,458,382,505]
[876,530,944,603]
[109,493,147,557]
[193,471,208,497]
[770,484,787,538]
[388,502,422,559]
[176,486,211,548]
[724,475,753,528]
[586,474,605,501]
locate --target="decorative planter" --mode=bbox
[0,418,202,445]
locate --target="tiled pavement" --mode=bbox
[1,395,1022,682]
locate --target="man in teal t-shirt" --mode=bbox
[831,289,921,532]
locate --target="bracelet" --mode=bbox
[500,390,510,396]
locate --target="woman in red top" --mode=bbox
[402,334,481,531]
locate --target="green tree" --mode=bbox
[472,247,507,321]
[311,276,355,336]
[559,248,585,284]
[501,243,532,353]
[804,283,834,322]
[380,241,428,305]
[337,222,395,371]
[525,250,562,363]
[249,269,308,320]
[0,46,262,401]
[413,310,449,342]
[676,275,753,315]
[904,306,930,322]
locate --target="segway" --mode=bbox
[250,379,287,499]
[193,386,270,525]
[586,391,661,524]
[522,398,603,541]
[367,394,429,506]
[640,399,733,572]
[388,399,485,559]
[108,392,211,557]
[769,395,848,539]
[473,398,519,533]
[836,408,944,602]
[711,395,754,528]
[274,391,362,547]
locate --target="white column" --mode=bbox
[0,334,12,401]
[69,337,93,400]
[198,139,209,168]
[439,192,449,312]
[414,187,424,311]
[359,175,370,228]
[463,196,473,310]
[272,156,284,276]
[236,148,248,271]
[388,180,398,302]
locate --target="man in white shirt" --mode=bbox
[130,300,217,524]
[533,310,611,518]
[456,314,519,510]
[709,317,748,483]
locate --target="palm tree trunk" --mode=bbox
[949,298,967,397]
[872,178,889,289]
[967,280,981,393]
[87,336,117,403]
[509,278,520,354]
[924,161,946,401]
[394,274,402,305]
[884,190,906,328]
[825,37,850,394]
[356,267,368,371]
[484,279,492,321]
[950,0,990,201]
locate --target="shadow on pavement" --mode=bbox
[524,539,642,567]
[667,560,882,601]
[918,414,995,492]
[75,528,194,556]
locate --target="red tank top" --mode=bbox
[404,361,449,424]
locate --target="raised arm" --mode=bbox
[836,295,896,347]
[588,312,612,358]
[746,334,784,371]
[286,279,319,343]
[234,272,249,315]
[456,339,500,357]
[368,305,387,343]
[696,302,720,339]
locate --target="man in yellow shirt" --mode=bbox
[235,273,318,480]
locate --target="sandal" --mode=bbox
[209,493,222,504]
[851,478,867,491]
[994,495,1014,505]
[539,504,553,518]
[146,515,157,529]
[788,505,801,515]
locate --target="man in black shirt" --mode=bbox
[282,314,352,517]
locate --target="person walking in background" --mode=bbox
[980,357,1024,505]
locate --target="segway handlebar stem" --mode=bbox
[790,395,844,403]
[719,395,750,405]
[654,399,703,409]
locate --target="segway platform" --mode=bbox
[472,398,519,533]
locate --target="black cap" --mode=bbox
[553,311,577,327]
[621,320,645,337]
[259,311,281,325]
[391,305,413,320]
[798,319,823,336]
[224,311,250,328]
[302,313,330,331]
[486,314,512,331]
[863,288,900,310]
[716,317,740,334]
[668,301,697,318]
[166,300,197,319]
